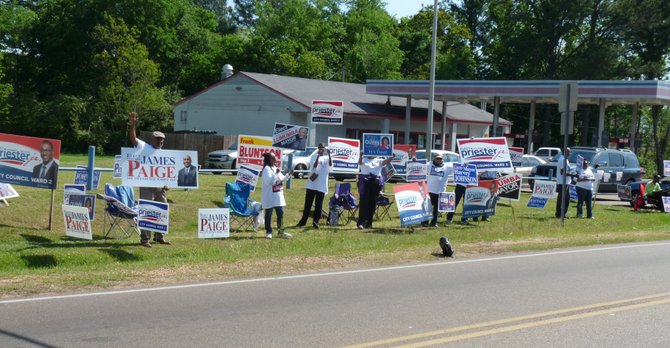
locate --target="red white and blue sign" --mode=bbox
[235,165,260,192]
[311,100,343,125]
[328,137,360,172]
[406,160,427,182]
[362,133,393,157]
[457,137,512,170]
[0,133,61,190]
[393,182,431,227]
[138,199,170,233]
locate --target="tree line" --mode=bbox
[1,0,669,173]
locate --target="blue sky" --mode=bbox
[384,0,431,19]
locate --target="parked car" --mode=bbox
[502,154,546,178]
[528,147,643,192]
[533,147,562,161]
[621,177,670,207]
[205,143,238,175]
[281,147,317,178]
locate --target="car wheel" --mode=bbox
[294,164,307,179]
[527,179,534,191]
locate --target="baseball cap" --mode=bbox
[153,131,166,139]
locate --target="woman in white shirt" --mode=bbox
[426,155,451,227]
[261,152,293,239]
[356,153,395,229]
[296,143,332,229]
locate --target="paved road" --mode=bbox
[2,242,669,347]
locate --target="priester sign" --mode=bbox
[311,100,343,125]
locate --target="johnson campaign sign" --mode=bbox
[121,148,198,189]
[457,137,513,170]
[328,137,360,172]
[0,133,61,190]
[453,163,478,186]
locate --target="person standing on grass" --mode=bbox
[575,159,595,219]
[296,143,332,229]
[555,147,572,218]
[425,154,450,227]
[128,111,171,248]
[356,153,395,229]
[261,152,293,239]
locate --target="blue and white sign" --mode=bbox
[74,166,101,189]
[138,199,170,233]
[438,192,455,212]
[362,133,393,157]
[527,196,549,209]
[235,165,260,192]
[406,160,427,182]
[113,155,122,178]
[453,163,478,186]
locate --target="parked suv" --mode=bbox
[528,147,642,192]
[205,143,238,174]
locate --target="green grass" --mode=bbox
[1,154,669,297]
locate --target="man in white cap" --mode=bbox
[129,111,171,248]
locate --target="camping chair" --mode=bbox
[327,183,358,225]
[98,183,140,239]
[224,182,260,231]
[375,191,394,221]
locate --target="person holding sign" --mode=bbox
[575,159,595,218]
[296,144,332,229]
[426,154,450,227]
[357,153,395,229]
[261,152,293,239]
[129,111,171,248]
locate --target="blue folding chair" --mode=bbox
[327,183,358,225]
[98,183,139,239]
[224,182,260,231]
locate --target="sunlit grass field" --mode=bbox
[1,154,669,298]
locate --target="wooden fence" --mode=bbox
[139,131,237,166]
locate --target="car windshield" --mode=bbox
[548,150,596,163]
[228,143,237,150]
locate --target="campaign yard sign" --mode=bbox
[113,155,122,178]
[362,133,394,157]
[62,205,92,240]
[438,192,456,212]
[463,180,498,219]
[238,135,282,169]
[66,194,96,221]
[509,147,524,167]
[527,180,556,209]
[0,133,61,190]
[0,183,19,199]
[406,160,428,182]
[393,182,431,227]
[198,208,230,238]
[311,100,343,125]
[663,197,670,213]
[496,173,522,201]
[235,165,261,192]
[138,199,170,234]
[273,123,308,151]
[74,166,101,189]
[617,184,632,201]
[328,137,360,172]
[381,163,396,184]
[121,148,198,189]
[453,163,478,186]
[664,160,670,177]
[457,137,513,170]
[569,184,578,201]
[391,144,417,176]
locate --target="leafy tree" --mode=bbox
[342,0,403,81]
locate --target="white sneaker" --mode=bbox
[357,225,364,229]
[266,234,272,240]
[279,232,292,239]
